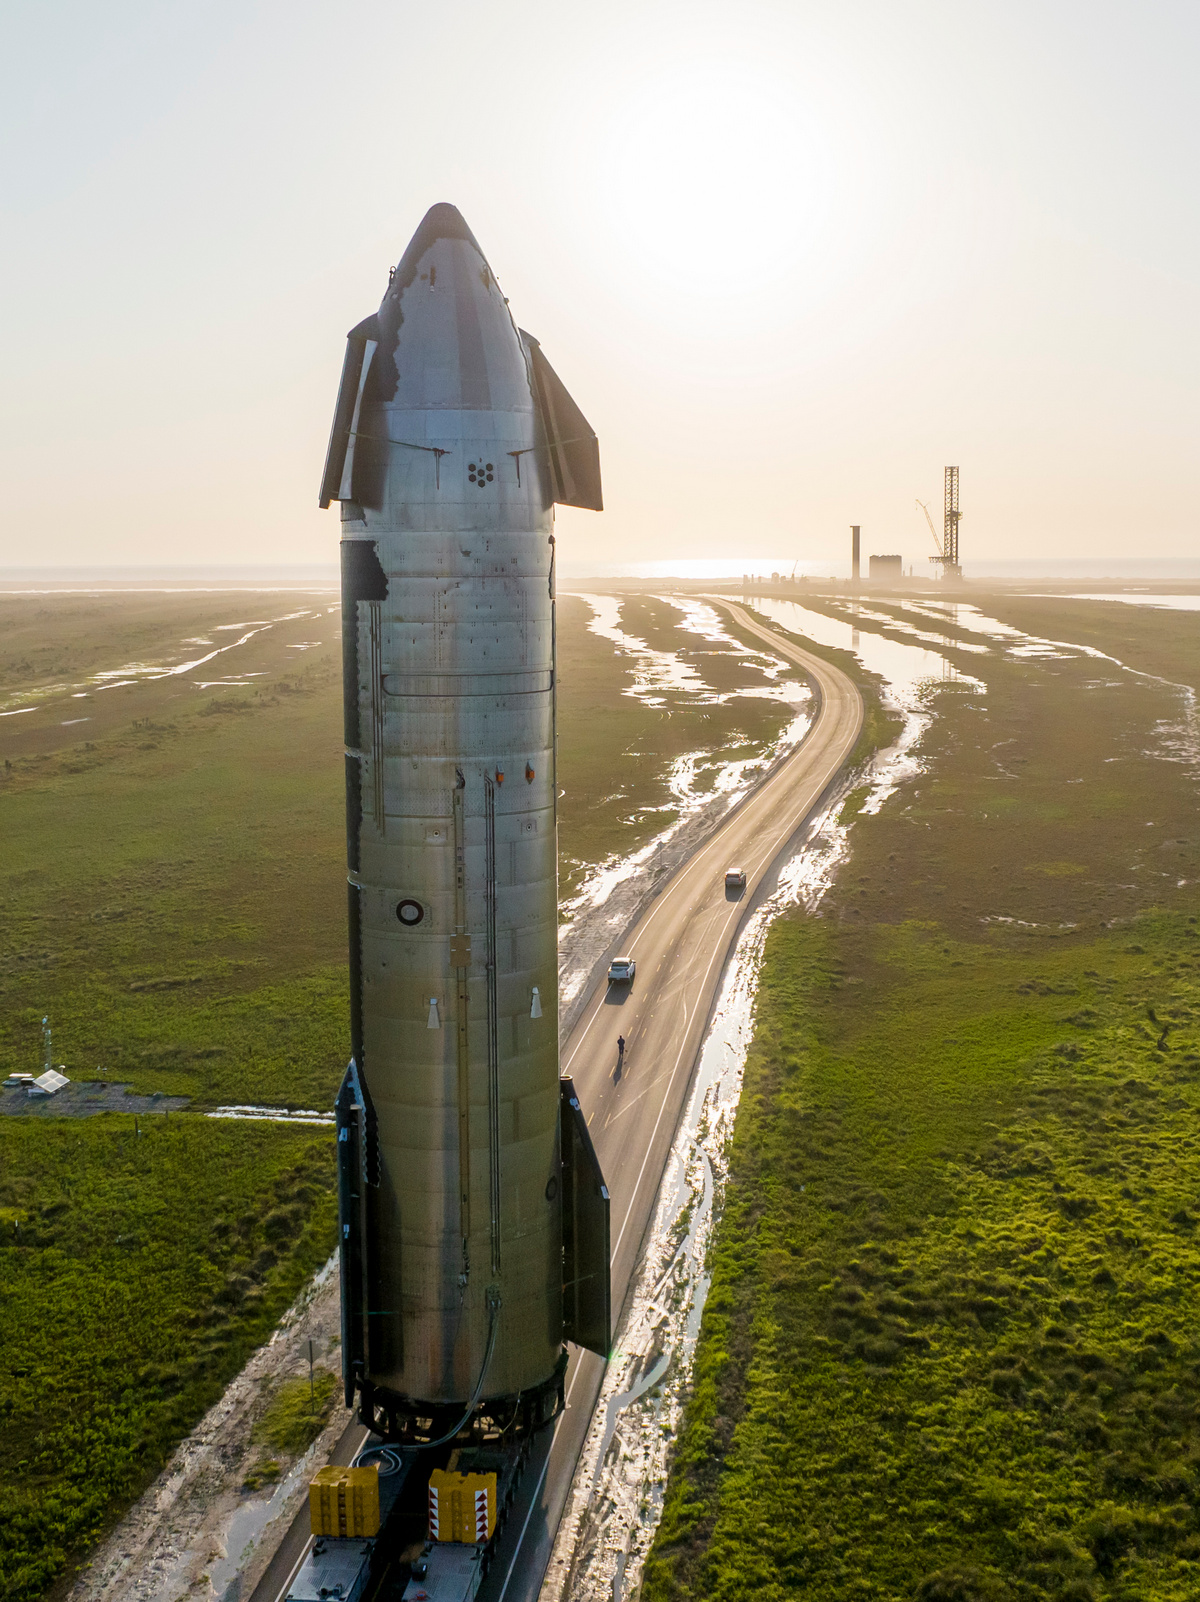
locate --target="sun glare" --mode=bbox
[588,61,836,303]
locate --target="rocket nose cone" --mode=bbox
[398,203,484,270]
[370,201,526,420]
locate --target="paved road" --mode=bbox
[252,601,862,1602]
[482,601,863,1602]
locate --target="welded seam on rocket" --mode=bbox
[369,601,384,833]
[485,774,502,1279]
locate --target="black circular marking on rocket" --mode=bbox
[486,462,494,471]
[486,471,493,481]
[396,899,425,926]
[545,1176,558,1201]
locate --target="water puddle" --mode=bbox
[748,599,984,815]
[577,594,707,707]
[894,600,1141,667]
[204,1444,322,1602]
[0,594,338,719]
[824,600,990,655]
[751,599,982,700]
[558,598,814,1024]
[206,1105,335,1126]
[89,628,275,686]
[900,601,1200,772]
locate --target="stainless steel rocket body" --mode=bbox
[322,206,603,1422]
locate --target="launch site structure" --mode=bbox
[320,203,610,1449]
[916,466,963,581]
[932,466,962,579]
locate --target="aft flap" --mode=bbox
[559,1075,611,1358]
[521,332,603,512]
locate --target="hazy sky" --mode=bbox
[1,0,1196,573]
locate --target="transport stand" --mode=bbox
[286,1431,539,1602]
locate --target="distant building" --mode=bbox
[869,554,903,580]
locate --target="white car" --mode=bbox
[607,956,636,986]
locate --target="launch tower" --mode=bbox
[934,466,962,580]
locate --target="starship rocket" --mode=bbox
[322,203,609,1442]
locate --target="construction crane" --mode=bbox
[915,497,942,558]
[916,467,962,580]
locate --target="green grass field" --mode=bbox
[0,1119,336,1601]
[647,597,1200,1602]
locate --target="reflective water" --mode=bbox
[896,600,1200,772]
[1048,593,1200,611]
[748,598,984,815]
[824,600,990,654]
[750,598,984,705]
[902,600,1074,658]
[206,1105,334,1126]
[0,607,334,716]
[558,598,815,1023]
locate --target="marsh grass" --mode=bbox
[253,1370,340,1460]
[0,1118,335,1600]
[647,599,1200,1602]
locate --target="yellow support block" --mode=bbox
[427,1468,497,1544]
[309,1464,380,1538]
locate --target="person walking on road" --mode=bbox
[614,1035,626,1082]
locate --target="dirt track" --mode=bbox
[66,1260,349,1602]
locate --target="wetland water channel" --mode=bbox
[0,590,340,761]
